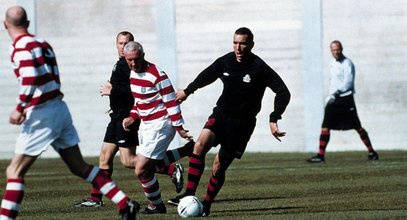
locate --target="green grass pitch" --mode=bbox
[0,151,406,219]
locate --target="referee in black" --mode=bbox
[168,27,291,216]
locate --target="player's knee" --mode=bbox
[133,160,144,177]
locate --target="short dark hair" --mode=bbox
[331,40,343,49]
[116,31,134,42]
[235,27,254,43]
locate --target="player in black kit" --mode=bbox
[75,31,189,207]
[168,27,291,216]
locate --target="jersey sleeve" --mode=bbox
[264,64,291,122]
[110,61,132,99]
[156,70,184,127]
[184,57,224,96]
[13,49,37,113]
[129,108,140,120]
[338,59,355,94]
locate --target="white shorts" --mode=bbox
[137,118,175,160]
[15,99,80,156]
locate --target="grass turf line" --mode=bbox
[0,151,405,219]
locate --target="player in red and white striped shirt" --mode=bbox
[1,6,138,220]
[122,41,192,214]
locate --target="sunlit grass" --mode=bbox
[0,150,406,219]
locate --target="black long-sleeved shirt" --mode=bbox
[184,52,290,122]
[109,57,134,118]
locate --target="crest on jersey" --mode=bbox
[243,74,251,83]
[141,87,146,93]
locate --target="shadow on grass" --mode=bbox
[212,196,306,216]
[216,196,286,202]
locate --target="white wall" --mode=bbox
[0,0,405,158]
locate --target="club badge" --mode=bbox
[243,74,251,83]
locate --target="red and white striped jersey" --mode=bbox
[129,63,184,127]
[10,34,63,113]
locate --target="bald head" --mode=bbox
[5,5,29,28]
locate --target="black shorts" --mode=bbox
[204,110,256,159]
[322,95,361,130]
[103,116,140,148]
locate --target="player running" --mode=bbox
[74,31,192,208]
[169,27,291,216]
[1,6,138,220]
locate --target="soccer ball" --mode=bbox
[177,196,203,218]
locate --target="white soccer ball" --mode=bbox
[177,195,203,218]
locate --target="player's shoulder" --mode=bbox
[117,57,128,66]
[212,52,235,68]
[13,35,53,60]
[14,34,40,49]
[251,53,267,65]
[339,57,355,69]
[148,63,165,77]
[113,57,130,71]
[343,57,354,64]
[219,52,235,62]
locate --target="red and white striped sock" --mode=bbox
[84,166,128,210]
[89,169,112,201]
[0,178,25,220]
[140,176,163,206]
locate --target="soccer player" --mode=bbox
[168,27,291,216]
[1,6,138,219]
[74,31,191,208]
[122,41,193,214]
[307,40,379,163]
